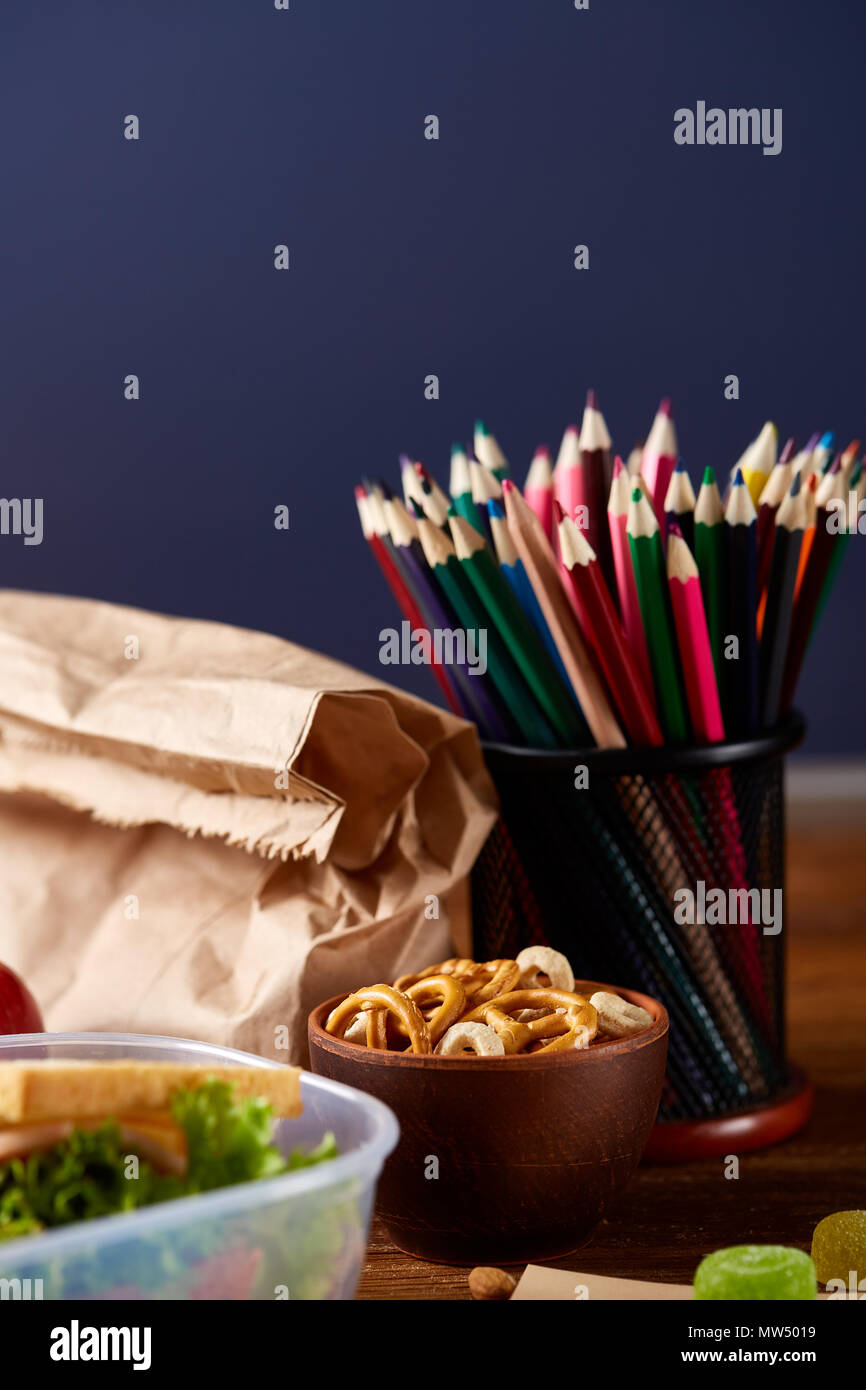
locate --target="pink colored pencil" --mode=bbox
[666,523,724,741]
[641,398,678,542]
[523,445,554,541]
[607,456,655,707]
[553,424,586,527]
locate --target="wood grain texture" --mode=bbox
[356,825,866,1300]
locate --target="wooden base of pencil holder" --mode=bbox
[471,715,808,1159]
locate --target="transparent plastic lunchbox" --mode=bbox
[0,1033,398,1300]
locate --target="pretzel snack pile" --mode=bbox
[324,947,654,1057]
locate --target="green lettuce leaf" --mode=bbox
[0,1079,337,1241]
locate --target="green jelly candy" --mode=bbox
[694,1245,817,1301]
[811,1211,866,1287]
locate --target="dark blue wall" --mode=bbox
[1,1,862,753]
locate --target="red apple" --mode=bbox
[0,962,44,1034]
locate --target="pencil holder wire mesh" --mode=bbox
[471,715,811,1157]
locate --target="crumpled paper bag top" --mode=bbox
[0,591,498,1061]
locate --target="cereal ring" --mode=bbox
[515,946,575,992]
[435,1022,506,1057]
[590,991,653,1038]
[326,984,431,1054]
[462,989,597,1054]
[403,974,467,1044]
[343,1012,381,1046]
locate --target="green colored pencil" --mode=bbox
[627,487,690,742]
[448,511,588,745]
[416,517,557,748]
[474,419,509,482]
[449,442,486,535]
[694,465,726,689]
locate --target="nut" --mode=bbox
[468,1266,517,1300]
[589,990,653,1038]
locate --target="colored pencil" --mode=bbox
[790,433,820,478]
[558,511,662,745]
[414,462,451,528]
[449,511,588,746]
[474,419,509,481]
[487,498,570,686]
[733,421,777,508]
[579,389,617,596]
[781,461,848,711]
[793,472,819,601]
[723,470,759,737]
[755,449,794,598]
[666,525,724,743]
[641,398,678,540]
[468,457,499,545]
[356,485,462,716]
[553,423,585,527]
[664,458,696,554]
[523,445,555,541]
[626,443,644,477]
[759,481,805,728]
[416,516,552,747]
[627,487,690,742]
[608,457,655,704]
[449,443,486,536]
[694,466,726,690]
[501,479,625,748]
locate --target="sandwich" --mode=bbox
[0,1061,334,1241]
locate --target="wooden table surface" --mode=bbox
[357,823,866,1299]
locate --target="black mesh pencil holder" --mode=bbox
[471,715,812,1160]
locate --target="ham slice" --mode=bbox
[0,1116,187,1175]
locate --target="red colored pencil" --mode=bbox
[666,524,725,743]
[579,389,617,597]
[355,485,462,715]
[557,508,662,746]
[641,398,678,541]
[607,456,655,705]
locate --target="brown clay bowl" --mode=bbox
[308,980,668,1265]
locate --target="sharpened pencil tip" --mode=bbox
[819,431,834,448]
[658,397,673,418]
[487,498,504,519]
[552,498,565,523]
[733,468,746,486]
[613,455,624,476]
[668,520,683,539]
[674,457,686,473]
[474,419,489,436]
[501,478,515,494]
[701,465,717,486]
[354,484,367,499]
[398,454,413,471]
[586,388,598,410]
[450,441,464,458]
[631,486,642,503]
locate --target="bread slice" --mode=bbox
[0,1062,302,1125]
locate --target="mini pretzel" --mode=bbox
[452,959,521,1004]
[326,985,432,1054]
[395,957,519,1005]
[403,975,467,1044]
[462,989,597,1054]
[435,1022,505,1056]
[515,946,575,993]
